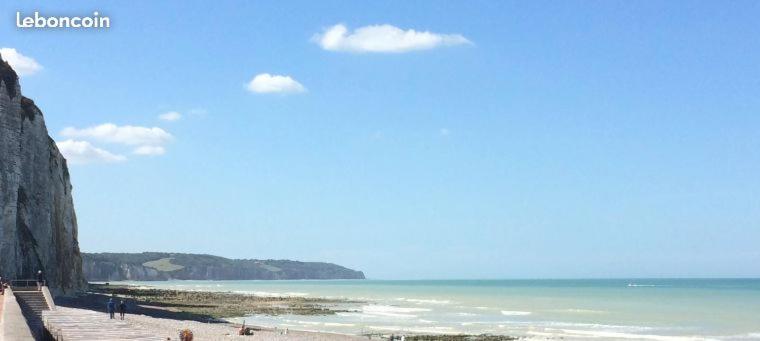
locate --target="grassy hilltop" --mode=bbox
[82,252,365,281]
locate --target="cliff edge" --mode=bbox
[0,54,86,293]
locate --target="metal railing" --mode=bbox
[10,279,46,289]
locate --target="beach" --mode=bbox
[56,279,760,340]
[46,306,520,340]
[113,309,365,340]
[56,284,516,340]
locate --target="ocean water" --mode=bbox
[114,279,760,340]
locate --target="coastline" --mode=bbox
[56,283,518,340]
[49,306,366,340]
[68,279,760,340]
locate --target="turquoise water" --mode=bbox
[115,279,760,340]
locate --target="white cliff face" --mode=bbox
[0,56,85,292]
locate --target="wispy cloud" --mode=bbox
[158,111,182,122]
[61,123,173,146]
[60,123,173,160]
[56,140,126,164]
[439,128,451,136]
[246,73,306,94]
[313,24,471,53]
[0,47,43,76]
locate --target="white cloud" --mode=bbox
[158,111,182,121]
[60,123,173,159]
[132,145,166,156]
[313,24,471,53]
[60,123,173,146]
[56,140,126,164]
[439,128,450,136]
[246,73,306,94]
[0,48,43,76]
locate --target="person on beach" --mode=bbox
[36,270,44,291]
[107,298,116,319]
[119,300,127,320]
[239,321,247,336]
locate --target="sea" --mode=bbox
[113,279,760,340]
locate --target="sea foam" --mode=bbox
[548,329,719,341]
[396,297,452,305]
[361,305,432,319]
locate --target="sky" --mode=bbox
[1,1,759,279]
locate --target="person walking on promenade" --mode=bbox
[107,298,116,319]
[119,300,127,320]
[36,270,44,291]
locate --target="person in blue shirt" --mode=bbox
[107,298,116,319]
[119,300,127,320]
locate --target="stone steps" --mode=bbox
[13,290,49,339]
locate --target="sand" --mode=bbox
[123,311,367,341]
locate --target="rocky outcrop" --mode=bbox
[0,55,86,293]
[83,252,366,281]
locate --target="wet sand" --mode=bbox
[55,284,517,340]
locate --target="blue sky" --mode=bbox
[1,1,759,279]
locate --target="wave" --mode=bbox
[537,329,721,341]
[232,290,309,297]
[501,310,531,316]
[296,321,322,326]
[628,283,659,287]
[396,297,452,305]
[556,308,607,314]
[369,325,457,334]
[363,305,431,313]
[360,305,432,319]
[494,320,655,333]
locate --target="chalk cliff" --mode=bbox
[0,54,86,292]
[83,252,366,281]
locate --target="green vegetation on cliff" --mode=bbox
[82,252,365,281]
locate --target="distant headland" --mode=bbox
[82,252,366,281]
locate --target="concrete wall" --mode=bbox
[1,289,35,340]
[41,286,56,310]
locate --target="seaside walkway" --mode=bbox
[1,288,37,340]
[3,282,164,340]
[43,307,162,340]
